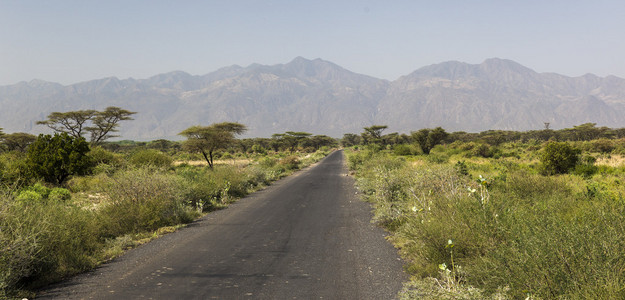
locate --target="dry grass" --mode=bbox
[595,155,625,167]
[173,159,252,167]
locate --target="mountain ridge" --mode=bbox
[2,57,625,139]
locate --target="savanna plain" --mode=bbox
[2,122,625,299]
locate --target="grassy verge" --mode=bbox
[0,150,330,299]
[347,146,625,299]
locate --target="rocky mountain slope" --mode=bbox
[2,57,625,139]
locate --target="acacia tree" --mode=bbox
[412,127,448,154]
[341,133,362,147]
[2,132,36,152]
[361,125,387,146]
[179,122,247,169]
[87,107,136,144]
[37,110,96,138]
[37,107,136,145]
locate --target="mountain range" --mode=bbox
[2,57,625,140]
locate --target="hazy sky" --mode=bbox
[1,0,624,85]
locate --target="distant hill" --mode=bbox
[2,57,625,139]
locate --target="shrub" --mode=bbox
[98,167,198,236]
[128,149,172,168]
[393,144,413,156]
[353,150,625,299]
[1,189,100,296]
[16,190,43,203]
[540,141,581,175]
[48,188,71,202]
[280,156,300,170]
[472,144,494,158]
[26,133,93,185]
[258,157,278,168]
[0,152,31,187]
[251,144,267,154]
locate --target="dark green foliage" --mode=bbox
[1,132,36,152]
[471,143,495,158]
[361,125,388,146]
[26,133,93,185]
[455,160,469,176]
[540,141,581,175]
[393,144,413,156]
[412,127,448,155]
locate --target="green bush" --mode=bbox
[98,167,198,236]
[1,189,101,296]
[16,190,43,203]
[128,149,172,168]
[540,141,581,175]
[0,152,30,186]
[393,144,413,156]
[48,188,71,202]
[258,157,278,168]
[26,133,93,185]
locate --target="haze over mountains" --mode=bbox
[2,57,625,140]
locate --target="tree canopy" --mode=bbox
[361,125,387,145]
[37,107,136,145]
[179,122,247,168]
[412,127,448,154]
[2,132,36,152]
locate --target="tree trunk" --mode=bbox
[201,151,213,169]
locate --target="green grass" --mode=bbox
[347,144,625,299]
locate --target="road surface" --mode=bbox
[37,150,406,299]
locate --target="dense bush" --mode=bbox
[393,144,414,156]
[98,167,198,236]
[348,149,625,299]
[26,133,93,185]
[128,149,172,168]
[540,141,581,175]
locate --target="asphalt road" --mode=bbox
[37,150,407,299]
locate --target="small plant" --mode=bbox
[455,160,469,176]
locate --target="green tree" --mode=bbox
[272,132,312,152]
[179,122,247,169]
[540,141,581,175]
[26,133,93,185]
[86,107,137,145]
[341,133,362,147]
[1,132,37,152]
[412,127,448,154]
[37,107,136,145]
[37,110,97,138]
[361,125,387,146]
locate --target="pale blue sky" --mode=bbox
[1,0,624,85]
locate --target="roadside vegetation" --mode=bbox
[345,123,625,299]
[0,115,336,298]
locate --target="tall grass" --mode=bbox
[347,149,625,299]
